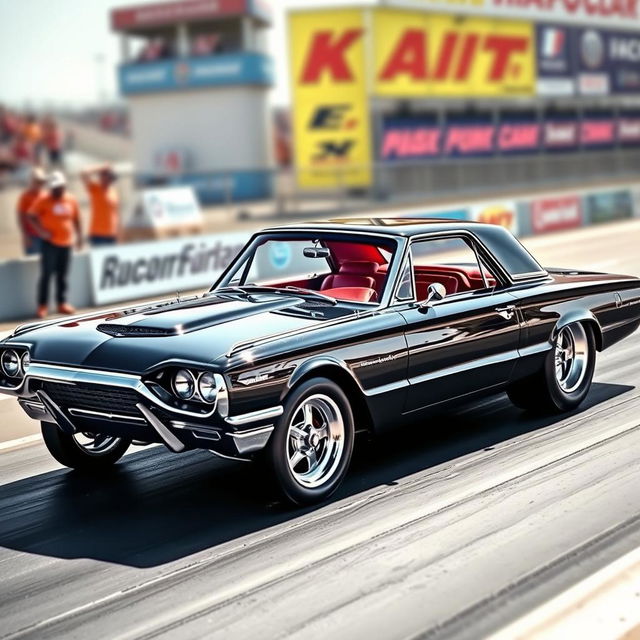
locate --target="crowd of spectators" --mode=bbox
[136,32,229,63]
[0,107,64,178]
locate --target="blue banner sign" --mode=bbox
[119,52,273,95]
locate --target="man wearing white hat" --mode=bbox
[27,171,83,319]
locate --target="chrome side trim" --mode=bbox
[18,399,54,422]
[519,341,553,357]
[408,349,520,386]
[228,425,275,455]
[225,406,283,426]
[68,408,147,423]
[136,404,186,453]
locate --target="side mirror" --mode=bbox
[418,282,446,313]
[303,247,330,259]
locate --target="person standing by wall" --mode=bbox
[28,171,83,319]
[81,165,120,246]
[16,167,46,255]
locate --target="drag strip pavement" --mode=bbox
[1,333,640,640]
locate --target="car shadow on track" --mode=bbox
[0,382,633,568]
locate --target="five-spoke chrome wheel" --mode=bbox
[554,324,588,393]
[286,394,345,488]
[72,432,125,456]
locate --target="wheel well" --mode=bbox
[582,319,603,351]
[290,365,374,434]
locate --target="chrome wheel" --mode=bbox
[72,432,124,456]
[554,324,588,393]
[286,394,345,488]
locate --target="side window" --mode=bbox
[409,237,497,301]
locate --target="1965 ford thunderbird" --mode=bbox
[1,218,639,505]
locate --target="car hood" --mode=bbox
[7,293,338,374]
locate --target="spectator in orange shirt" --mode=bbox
[16,167,46,255]
[28,171,83,319]
[81,164,120,246]
[23,114,42,163]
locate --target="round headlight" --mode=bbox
[173,369,195,400]
[1,350,20,378]
[21,352,31,373]
[198,372,218,404]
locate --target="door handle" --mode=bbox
[495,305,516,320]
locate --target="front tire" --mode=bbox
[41,422,131,471]
[507,322,596,413]
[266,378,355,506]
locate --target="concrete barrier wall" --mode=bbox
[0,179,637,323]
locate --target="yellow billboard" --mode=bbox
[373,9,535,97]
[289,9,372,188]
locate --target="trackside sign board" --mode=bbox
[89,232,250,305]
[290,9,373,189]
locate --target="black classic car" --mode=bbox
[1,219,640,504]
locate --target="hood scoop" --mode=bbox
[97,324,175,338]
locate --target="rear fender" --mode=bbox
[553,311,603,351]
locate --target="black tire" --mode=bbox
[41,422,131,471]
[507,322,596,413]
[265,377,355,506]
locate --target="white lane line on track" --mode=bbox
[0,435,41,452]
[490,546,640,640]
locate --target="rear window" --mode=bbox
[479,227,545,278]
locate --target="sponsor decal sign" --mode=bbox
[133,187,204,231]
[619,116,640,144]
[119,52,272,94]
[536,24,576,96]
[580,117,616,147]
[372,10,535,97]
[289,9,372,188]
[89,232,250,305]
[531,196,583,234]
[543,120,579,150]
[585,189,635,224]
[470,201,518,234]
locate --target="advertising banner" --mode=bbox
[543,120,579,150]
[470,201,519,235]
[531,196,583,234]
[89,232,250,305]
[619,116,640,144]
[384,0,640,30]
[289,9,372,188]
[119,52,273,95]
[131,187,204,231]
[584,190,634,224]
[536,24,575,96]
[372,10,536,98]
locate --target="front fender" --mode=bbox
[286,356,363,393]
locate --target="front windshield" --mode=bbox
[215,233,398,305]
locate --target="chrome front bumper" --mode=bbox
[4,363,282,458]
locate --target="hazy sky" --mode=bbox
[0,0,364,109]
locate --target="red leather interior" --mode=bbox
[413,264,496,299]
[321,261,378,291]
[321,287,377,302]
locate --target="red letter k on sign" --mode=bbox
[301,29,363,83]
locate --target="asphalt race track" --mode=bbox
[1,220,640,639]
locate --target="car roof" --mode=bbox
[262,217,547,279]
[264,217,502,239]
